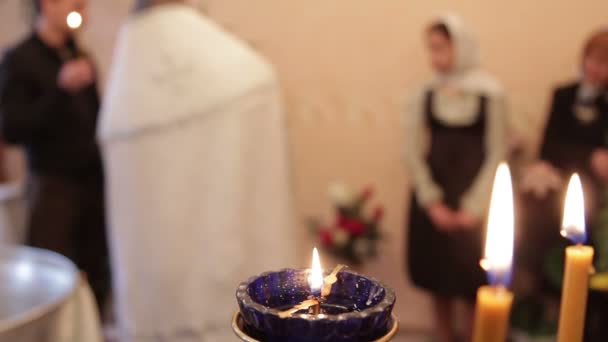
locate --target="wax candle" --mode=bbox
[278,248,348,318]
[473,163,514,342]
[557,174,594,342]
[473,286,514,342]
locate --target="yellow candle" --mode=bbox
[473,163,514,342]
[557,245,594,342]
[558,174,594,342]
[473,286,514,342]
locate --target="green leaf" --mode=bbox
[593,190,608,272]
[544,243,566,290]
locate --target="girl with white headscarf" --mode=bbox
[404,15,507,342]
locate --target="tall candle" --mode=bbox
[473,163,514,342]
[557,174,594,342]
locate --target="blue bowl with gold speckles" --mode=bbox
[235,268,395,342]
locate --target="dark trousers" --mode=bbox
[26,172,111,315]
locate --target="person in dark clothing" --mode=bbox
[517,29,608,339]
[404,15,507,342]
[520,30,608,271]
[0,0,110,314]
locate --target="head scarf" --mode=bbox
[429,14,503,96]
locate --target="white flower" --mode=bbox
[353,238,368,257]
[328,182,355,207]
[333,230,349,248]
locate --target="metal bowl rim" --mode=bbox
[0,245,79,333]
[231,310,400,341]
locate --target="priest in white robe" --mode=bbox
[98,1,296,340]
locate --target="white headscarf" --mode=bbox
[430,14,503,96]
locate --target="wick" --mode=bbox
[574,243,588,253]
[307,294,324,315]
[491,285,509,297]
[278,299,320,318]
[310,301,321,315]
[321,264,347,297]
[278,265,347,318]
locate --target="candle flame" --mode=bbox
[309,248,324,294]
[561,173,586,244]
[67,11,83,30]
[482,162,514,286]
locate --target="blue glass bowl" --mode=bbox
[236,268,396,342]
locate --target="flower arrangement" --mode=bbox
[308,183,384,265]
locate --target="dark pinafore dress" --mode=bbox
[407,90,488,299]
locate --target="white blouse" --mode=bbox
[404,87,507,218]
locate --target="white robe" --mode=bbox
[99,4,296,341]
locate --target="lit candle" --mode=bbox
[66,11,83,30]
[309,247,324,294]
[473,162,514,342]
[308,247,324,314]
[557,174,594,342]
[279,249,347,318]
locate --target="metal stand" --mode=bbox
[232,311,399,341]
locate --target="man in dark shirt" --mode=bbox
[0,0,110,313]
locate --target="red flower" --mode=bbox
[336,213,348,227]
[360,186,374,201]
[373,206,385,222]
[320,229,334,247]
[340,219,366,236]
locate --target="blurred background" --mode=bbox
[0,0,607,336]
